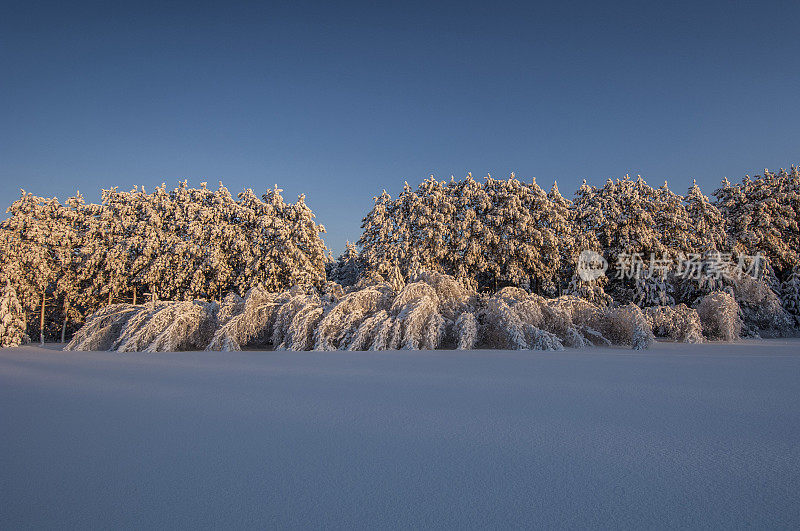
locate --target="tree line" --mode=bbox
[1,167,800,344]
[0,182,327,342]
[351,168,799,307]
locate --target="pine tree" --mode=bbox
[574,176,665,302]
[55,192,88,341]
[358,174,577,294]
[0,192,62,344]
[548,181,578,295]
[329,242,362,286]
[714,167,800,278]
[0,280,27,348]
[781,264,800,326]
[684,180,728,253]
[655,181,692,258]
[358,190,398,281]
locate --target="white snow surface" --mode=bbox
[2,341,800,528]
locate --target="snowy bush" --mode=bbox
[65,305,141,351]
[480,296,534,350]
[546,296,610,347]
[118,301,218,352]
[479,289,579,350]
[206,286,282,351]
[696,291,742,341]
[728,274,794,337]
[315,283,393,350]
[478,289,653,350]
[596,304,654,350]
[67,300,218,352]
[65,270,668,352]
[454,312,478,350]
[645,305,703,343]
[272,289,324,351]
[373,271,475,351]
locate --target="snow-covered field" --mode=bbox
[2,341,799,528]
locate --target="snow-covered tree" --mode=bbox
[655,181,693,257]
[0,192,63,344]
[714,167,800,277]
[547,181,579,294]
[0,279,27,348]
[481,175,565,293]
[11,164,800,347]
[781,265,800,326]
[329,242,362,287]
[0,181,329,344]
[358,174,580,295]
[573,176,664,302]
[684,181,728,253]
[53,192,89,341]
[633,269,674,308]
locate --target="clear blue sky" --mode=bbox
[2,0,799,254]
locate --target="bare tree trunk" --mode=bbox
[132,289,137,306]
[108,290,112,306]
[40,291,46,346]
[61,299,70,344]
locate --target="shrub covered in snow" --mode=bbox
[115,301,218,352]
[65,305,141,352]
[645,304,703,343]
[730,274,794,337]
[67,300,218,352]
[696,291,742,341]
[67,271,665,352]
[206,285,283,351]
[70,267,798,352]
[596,304,655,350]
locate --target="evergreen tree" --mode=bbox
[714,167,800,278]
[547,181,578,295]
[0,279,27,348]
[329,242,363,287]
[0,192,62,344]
[781,264,800,325]
[684,180,728,253]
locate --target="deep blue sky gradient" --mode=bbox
[2,0,799,254]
